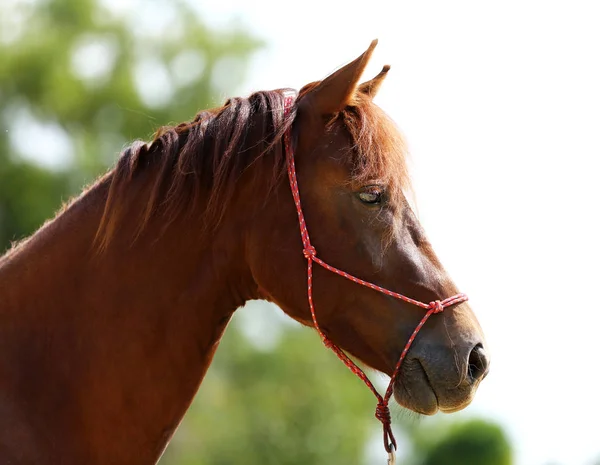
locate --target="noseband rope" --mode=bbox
[282,93,468,463]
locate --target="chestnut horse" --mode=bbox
[0,41,488,464]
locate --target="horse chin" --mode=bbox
[392,359,439,416]
[438,404,468,414]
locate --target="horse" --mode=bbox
[0,40,488,464]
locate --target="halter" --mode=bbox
[282,93,468,464]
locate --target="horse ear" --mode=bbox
[358,65,390,98]
[300,39,378,115]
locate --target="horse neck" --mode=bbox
[0,172,258,463]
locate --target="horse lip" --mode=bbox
[418,359,439,404]
[392,358,439,415]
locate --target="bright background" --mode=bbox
[1,0,599,464]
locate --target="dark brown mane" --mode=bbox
[96,88,411,250]
[96,89,297,249]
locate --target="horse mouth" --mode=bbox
[392,359,439,416]
[391,358,477,415]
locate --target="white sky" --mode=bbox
[9,0,599,463]
[198,1,600,464]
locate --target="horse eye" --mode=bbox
[358,188,383,204]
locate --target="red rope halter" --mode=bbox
[282,93,468,461]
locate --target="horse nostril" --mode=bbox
[467,343,489,382]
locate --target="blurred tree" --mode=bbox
[409,418,513,465]
[0,160,71,249]
[0,0,259,250]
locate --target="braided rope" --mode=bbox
[282,93,468,458]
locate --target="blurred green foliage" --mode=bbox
[0,0,259,247]
[0,0,513,464]
[409,418,512,465]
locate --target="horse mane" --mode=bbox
[95,87,412,250]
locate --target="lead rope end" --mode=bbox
[387,445,396,465]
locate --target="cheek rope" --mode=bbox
[282,93,468,463]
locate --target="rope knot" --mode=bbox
[303,246,317,259]
[376,401,397,453]
[375,401,391,425]
[322,336,334,349]
[428,300,444,314]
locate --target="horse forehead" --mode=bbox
[309,148,356,186]
[305,125,356,167]
[297,110,404,189]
